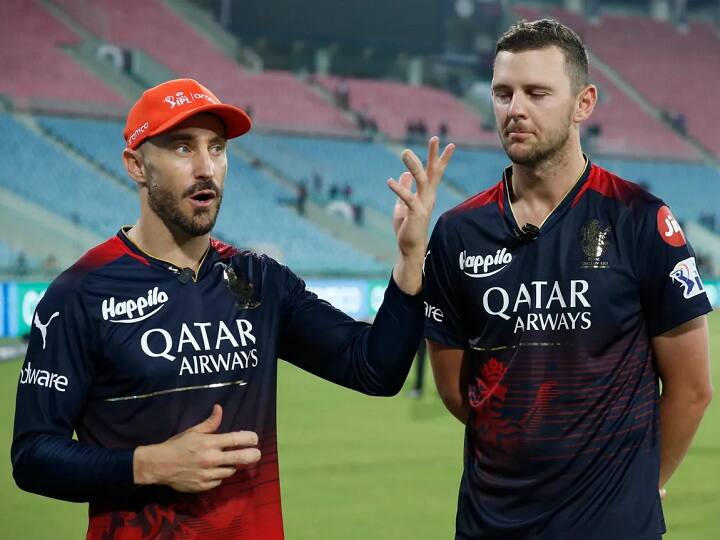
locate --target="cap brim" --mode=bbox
[136,103,252,149]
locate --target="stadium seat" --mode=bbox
[53,0,357,135]
[0,0,126,108]
[0,114,137,238]
[239,133,464,224]
[516,6,710,159]
[318,76,498,146]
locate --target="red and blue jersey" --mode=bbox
[424,161,712,539]
[13,229,423,539]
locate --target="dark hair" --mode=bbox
[495,19,589,93]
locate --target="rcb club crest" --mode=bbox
[580,219,611,269]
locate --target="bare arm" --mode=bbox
[653,315,712,489]
[428,340,471,424]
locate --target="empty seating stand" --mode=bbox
[0,0,126,109]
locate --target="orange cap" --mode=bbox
[123,79,252,149]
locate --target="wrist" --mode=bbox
[133,444,160,486]
[392,257,424,296]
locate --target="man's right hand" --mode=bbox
[133,404,261,492]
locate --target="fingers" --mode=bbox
[213,430,259,449]
[439,143,456,166]
[426,136,439,167]
[387,176,416,210]
[399,170,413,190]
[217,447,262,467]
[438,143,456,169]
[401,149,429,196]
[188,404,223,434]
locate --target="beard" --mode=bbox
[500,108,574,167]
[147,177,222,237]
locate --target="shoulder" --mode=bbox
[574,164,664,214]
[45,236,136,303]
[437,179,506,231]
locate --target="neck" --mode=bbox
[126,212,210,271]
[507,138,586,226]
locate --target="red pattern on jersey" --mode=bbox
[571,165,649,207]
[76,236,150,271]
[470,358,558,454]
[86,435,283,540]
[210,238,240,260]
[452,181,505,216]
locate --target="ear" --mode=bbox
[573,84,597,124]
[122,147,147,187]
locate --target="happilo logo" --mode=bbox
[164,90,218,109]
[459,248,513,278]
[669,257,706,299]
[102,287,169,324]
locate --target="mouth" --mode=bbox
[506,131,533,141]
[188,189,217,208]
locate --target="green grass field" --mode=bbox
[1,313,718,539]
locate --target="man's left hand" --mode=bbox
[388,136,455,295]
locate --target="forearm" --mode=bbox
[431,373,469,424]
[12,433,135,502]
[392,252,425,296]
[658,390,711,488]
[428,342,470,425]
[442,396,469,424]
[283,276,424,396]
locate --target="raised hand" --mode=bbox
[387,136,455,294]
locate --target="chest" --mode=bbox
[456,212,641,344]
[87,275,279,396]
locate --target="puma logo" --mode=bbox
[33,312,59,350]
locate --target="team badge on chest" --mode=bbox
[580,219,612,269]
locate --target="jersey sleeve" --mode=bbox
[635,202,713,337]
[275,260,423,396]
[423,215,467,348]
[12,274,135,502]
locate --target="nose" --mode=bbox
[507,93,528,120]
[192,147,214,179]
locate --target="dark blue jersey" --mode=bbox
[424,161,712,540]
[13,230,423,540]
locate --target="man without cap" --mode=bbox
[424,19,712,539]
[12,78,455,539]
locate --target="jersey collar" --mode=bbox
[116,227,214,282]
[501,157,593,239]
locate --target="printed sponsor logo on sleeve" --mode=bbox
[669,257,706,299]
[33,311,59,350]
[657,206,686,247]
[19,362,68,392]
[424,301,444,323]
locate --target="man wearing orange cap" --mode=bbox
[12,78,455,539]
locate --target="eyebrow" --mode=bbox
[155,132,227,146]
[492,83,554,92]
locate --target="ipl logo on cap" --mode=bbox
[164,90,218,109]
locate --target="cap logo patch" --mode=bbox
[164,91,218,109]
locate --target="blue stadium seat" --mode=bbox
[1,115,384,275]
[239,133,464,223]
[0,114,137,238]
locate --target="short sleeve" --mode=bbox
[423,216,467,348]
[635,202,712,337]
